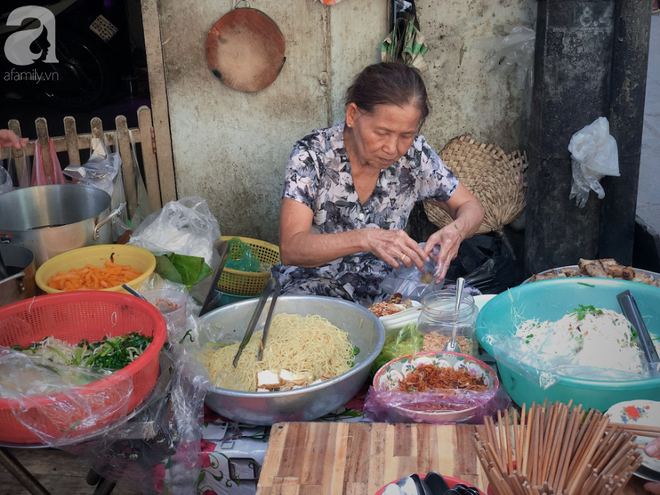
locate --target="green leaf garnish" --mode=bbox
[570,305,603,321]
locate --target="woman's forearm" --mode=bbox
[452,199,484,240]
[280,229,368,267]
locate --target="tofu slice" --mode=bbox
[257,370,281,390]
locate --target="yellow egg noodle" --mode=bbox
[203,313,354,392]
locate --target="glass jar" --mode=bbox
[417,290,479,357]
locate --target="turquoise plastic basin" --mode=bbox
[476,278,660,411]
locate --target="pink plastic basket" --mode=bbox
[0,291,166,444]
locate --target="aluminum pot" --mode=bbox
[200,295,385,425]
[0,185,124,267]
[0,244,36,307]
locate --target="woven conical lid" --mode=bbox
[424,134,527,235]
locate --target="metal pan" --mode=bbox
[0,184,124,267]
[205,4,286,93]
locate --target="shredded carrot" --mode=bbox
[47,261,143,291]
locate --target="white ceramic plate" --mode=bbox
[474,294,496,311]
[606,399,660,477]
[522,265,660,285]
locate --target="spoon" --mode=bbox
[122,284,148,301]
[443,277,465,353]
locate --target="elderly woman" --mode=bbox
[273,62,484,305]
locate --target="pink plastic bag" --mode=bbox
[32,139,66,186]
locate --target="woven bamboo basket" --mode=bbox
[216,236,280,296]
[423,134,527,255]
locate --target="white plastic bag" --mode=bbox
[128,197,221,266]
[568,117,619,208]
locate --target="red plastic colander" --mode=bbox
[0,291,167,444]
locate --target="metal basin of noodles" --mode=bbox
[200,295,385,425]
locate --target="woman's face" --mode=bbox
[346,102,421,170]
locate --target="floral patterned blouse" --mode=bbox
[272,123,459,306]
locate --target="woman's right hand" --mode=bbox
[364,228,428,271]
[644,438,660,493]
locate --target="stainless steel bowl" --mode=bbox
[200,295,385,425]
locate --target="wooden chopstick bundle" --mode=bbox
[473,401,644,495]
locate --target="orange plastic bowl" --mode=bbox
[0,291,166,444]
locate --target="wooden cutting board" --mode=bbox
[256,423,650,495]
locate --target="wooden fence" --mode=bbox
[0,105,166,216]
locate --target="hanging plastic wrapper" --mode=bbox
[32,138,67,186]
[314,0,346,5]
[568,117,620,208]
[475,26,535,90]
[381,2,429,73]
[0,348,133,447]
[0,165,12,195]
[63,136,130,240]
[128,129,153,231]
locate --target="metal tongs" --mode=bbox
[617,289,660,365]
[199,240,231,317]
[232,276,281,367]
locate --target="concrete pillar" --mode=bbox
[599,0,652,264]
[525,0,615,275]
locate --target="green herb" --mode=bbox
[569,305,603,321]
[353,346,360,356]
[408,386,416,392]
[577,282,596,288]
[60,419,81,433]
[179,329,194,344]
[631,329,638,341]
[454,224,458,230]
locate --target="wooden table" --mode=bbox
[257,423,652,495]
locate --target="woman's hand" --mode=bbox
[423,183,484,283]
[644,438,660,494]
[364,228,428,271]
[0,130,28,150]
[424,223,465,282]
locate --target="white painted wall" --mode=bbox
[158,0,535,243]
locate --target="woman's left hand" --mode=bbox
[423,183,484,283]
[424,223,464,282]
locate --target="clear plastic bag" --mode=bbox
[568,117,620,208]
[476,26,535,89]
[371,322,423,374]
[0,348,133,447]
[363,384,510,424]
[225,237,260,272]
[128,197,221,267]
[491,336,658,391]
